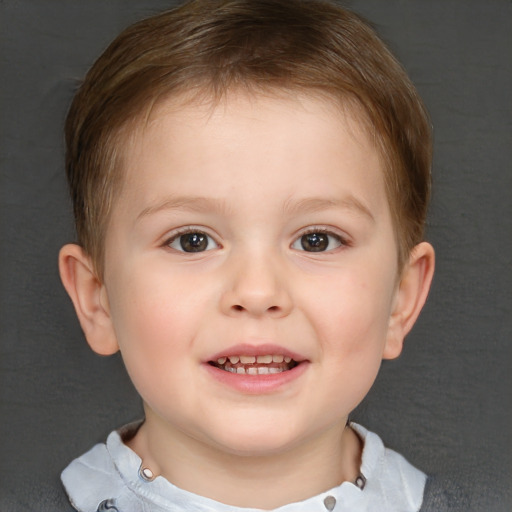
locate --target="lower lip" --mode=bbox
[203,362,309,394]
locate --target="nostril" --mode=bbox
[231,304,281,313]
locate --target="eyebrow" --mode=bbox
[136,195,230,222]
[282,196,375,221]
[136,194,374,222]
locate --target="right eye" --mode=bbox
[167,231,218,253]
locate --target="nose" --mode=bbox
[220,250,293,318]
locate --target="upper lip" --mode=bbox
[206,343,307,363]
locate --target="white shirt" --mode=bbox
[62,423,426,512]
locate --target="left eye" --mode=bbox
[167,231,218,253]
[292,231,343,252]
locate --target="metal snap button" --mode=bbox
[323,495,336,511]
[96,498,119,511]
[355,473,366,490]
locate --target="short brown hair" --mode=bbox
[65,0,432,277]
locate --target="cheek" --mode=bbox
[303,269,395,400]
[309,271,394,345]
[105,268,204,395]
[109,260,209,339]
[315,289,391,412]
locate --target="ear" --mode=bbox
[383,242,435,360]
[58,244,119,356]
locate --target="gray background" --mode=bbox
[1,1,511,510]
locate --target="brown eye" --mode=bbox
[168,231,217,252]
[301,232,329,252]
[180,233,207,252]
[292,231,344,252]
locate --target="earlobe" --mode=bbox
[58,244,119,356]
[383,242,435,359]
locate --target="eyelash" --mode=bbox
[163,227,219,253]
[291,227,350,253]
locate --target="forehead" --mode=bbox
[128,90,379,172]
[114,91,388,220]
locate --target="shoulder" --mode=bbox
[351,423,427,511]
[61,427,143,512]
[352,424,469,512]
[419,475,469,512]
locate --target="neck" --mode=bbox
[127,415,362,510]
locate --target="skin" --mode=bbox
[59,92,434,509]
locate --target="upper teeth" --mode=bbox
[219,354,291,365]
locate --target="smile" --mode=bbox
[209,354,299,375]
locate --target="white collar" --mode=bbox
[62,422,426,512]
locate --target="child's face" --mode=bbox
[101,92,402,456]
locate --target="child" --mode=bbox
[58,0,438,510]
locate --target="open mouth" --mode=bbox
[208,354,299,375]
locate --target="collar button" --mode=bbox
[323,495,336,510]
[96,498,119,511]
